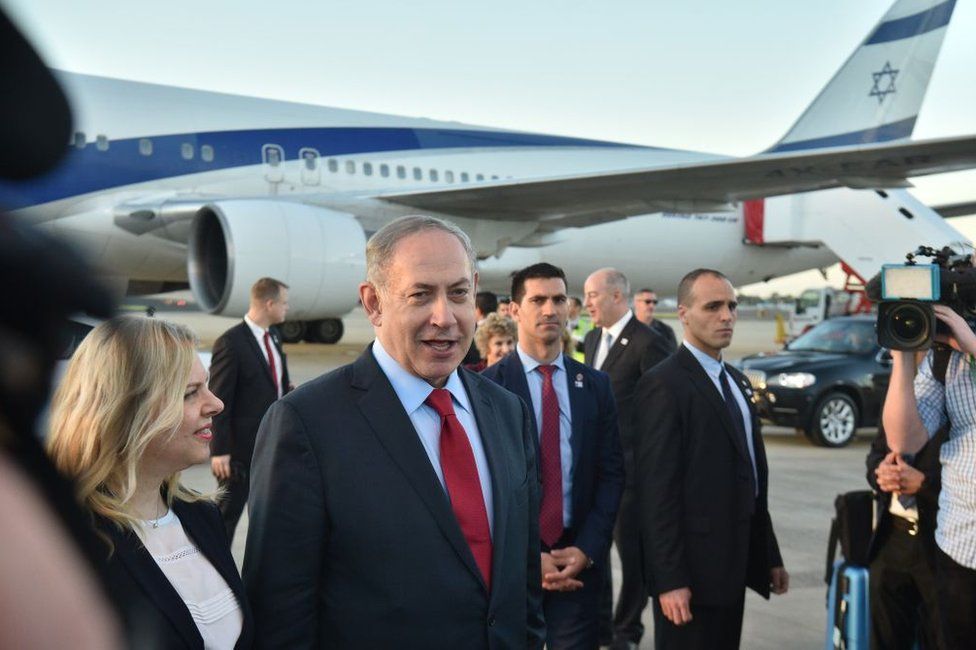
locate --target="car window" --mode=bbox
[789,320,877,354]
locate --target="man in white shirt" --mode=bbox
[209,277,291,541]
[582,267,671,649]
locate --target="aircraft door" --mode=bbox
[262,144,285,193]
[299,147,321,186]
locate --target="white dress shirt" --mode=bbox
[372,339,494,534]
[595,310,634,370]
[244,315,282,398]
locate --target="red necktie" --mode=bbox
[425,388,493,589]
[537,365,564,547]
[263,331,278,396]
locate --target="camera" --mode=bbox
[871,246,976,351]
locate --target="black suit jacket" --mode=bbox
[243,346,545,649]
[98,500,253,650]
[210,321,290,465]
[583,314,671,486]
[635,345,783,605]
[865,423,946,565]
[482,352,625,564]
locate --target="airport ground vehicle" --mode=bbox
[736,316,890,448]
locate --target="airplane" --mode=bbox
[1,0,974,344]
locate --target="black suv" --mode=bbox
[735,316,890,447]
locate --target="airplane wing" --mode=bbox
[377,135,976,227]
[934,200,976,219]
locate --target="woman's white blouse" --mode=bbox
[138,509,243,649]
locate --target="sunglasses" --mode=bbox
[638,299,658,305]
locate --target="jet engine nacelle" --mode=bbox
[188,200,366,320]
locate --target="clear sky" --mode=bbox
[4,0,976,296]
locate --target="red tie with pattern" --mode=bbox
[425,388,493,589]
[537,365,564,547]
[263,331,278,396]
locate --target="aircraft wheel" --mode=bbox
[306,318,344,344]
[278,320,306,344]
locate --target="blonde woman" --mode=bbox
[48,317,252,649]
[468,312,517,371]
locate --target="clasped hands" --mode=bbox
[540,547,588,592]
[875,451,924,495]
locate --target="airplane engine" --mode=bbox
[188,200,366,341]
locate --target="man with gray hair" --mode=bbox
[583,267,672,650]
[244,215,545,648]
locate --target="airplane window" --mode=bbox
[346,160,356,174]
[363,162,373,176]
[201,145,214,162]
[181,143,195,160]
[445,171,454,183]
[380,164,389,178]
[139,138,153,156]
[429,169,439,182]
[413,167,422,181]
[96,135,109,151]
[262,144,282,166]
[300,148,319,170]
[73,132,86,149]
[461,172,469,182]
[396,165,406,179]
[491,175,499,180]
[476,174,484,181]
[327,159,338,172]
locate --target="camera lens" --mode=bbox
[887,303,930,347]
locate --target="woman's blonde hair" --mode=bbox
[47,316,208,536]
[474,313,518,358]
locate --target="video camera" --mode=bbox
[870,246,976,351]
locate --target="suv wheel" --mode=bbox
[808,392,858,447]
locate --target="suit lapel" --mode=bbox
[238,321,276,391]
[563,356,585,484]
[352,350,488,591]
[676,347,752,465]
[109,523,203,649]
[459,369,514,595]
[727,365,768,494]
[601,316,636,371]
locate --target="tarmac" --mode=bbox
[172,308,871,649]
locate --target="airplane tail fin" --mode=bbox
[769,0,956,153]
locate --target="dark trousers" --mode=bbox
[651,594,744,650]
[611,487,648,645]
[217,460,249,543]
[869,523,941,650]
[543,559,604,650]
[936,546,976,650]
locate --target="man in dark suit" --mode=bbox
[209,277,291,542]
[243,215,544,648]
[635,268,788,649]
[483,262,624,649]
[582,267,671,649]
[633,288,677,352]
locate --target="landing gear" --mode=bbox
[278,320,307,344]
[304,318,344,344]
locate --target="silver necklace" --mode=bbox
[149,499,162,529]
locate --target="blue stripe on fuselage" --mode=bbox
[0,126,641,210]
[866,0,955,44]
[766,116,917,153]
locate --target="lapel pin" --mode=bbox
[575,373,584,388]
[620,338,629,346]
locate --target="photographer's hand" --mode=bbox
[875,452,924,495]
[933,305,976,355]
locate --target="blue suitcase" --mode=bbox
[824,560,869,650]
